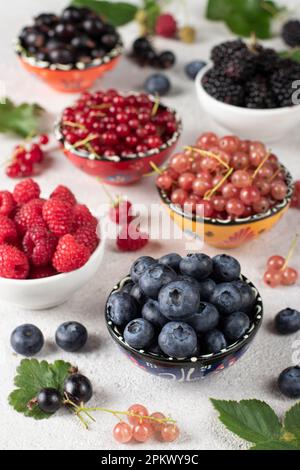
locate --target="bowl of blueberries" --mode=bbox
[15,6,123,93]
[105,252,263,382]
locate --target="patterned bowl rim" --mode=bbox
[157,163,293,226]
[54,93,182,163]
[105,274,263,366]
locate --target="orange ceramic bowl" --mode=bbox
[15,41,122,93]
[157,165,293,249]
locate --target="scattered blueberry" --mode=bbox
[64,374,93,404]
[232,280,255,313]
[223,312,250,342]
[10,324,44,356]
[37,388,62,414]
[158,280,200,320]
[55,321,88,352]
[198,278,216,301]
[144,73,171,96]
[142,299,168,328]
[130,256,156,283]
[210,282,242,316]
[278,366,300,398]
[275,308,300,335]
[130,283,147,306]
[159,253,182,272]
[185,60,207,80]
[106,292,139,326]
[158,322,197,358]
[139,264,177,299]
[180,253,213,280]
[212,254,241,282]
[124,318,155,349]
[187,302,220,334]
[204,329,227,354]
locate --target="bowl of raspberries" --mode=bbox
[195,39,300,141]
[0,179,103,310]
[15,6,123,93]
[105,252,263,381]
[55,89,181,185]
[156,132,293,249]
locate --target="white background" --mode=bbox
[0,0,300,450]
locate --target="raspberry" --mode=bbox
[13,178,40,205]
[72,204,98,231]
[0,191,15,216]
[29,265,57,279]
[117,225,149,252]
[52,234,90,273]
[0,244,29,279]
[14,198,46,235]
[109,199,134,225]
[23,226,57,267]
[74,226,99,253]
[42,198,74,237]
[0,216,18,245]
[50,185,77,206]
[155,13,177,38]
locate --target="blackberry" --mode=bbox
[202,69,244,106]
[245,75,278,109]
[282,20,300,48]
[270,59,300,107]
[211,39,247,66]
[222,49,256,81]
[252,45,279,75]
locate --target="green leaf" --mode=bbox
[280,49,300,63]
[284,403,300,441]
[251,440,300,450]
[72,0,138,26]
[9,359,71,420]
[211,399,282,444]
[0,99,44,137]
[143,0,161,31]
[206,0,239,20]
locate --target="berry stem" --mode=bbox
[204,167,233,200]
[185,146,229,169]
[252,151,271,179]
[281,234,299,271]
[72,134,98,149]
[149,161,163,174]
[62,121,87,130]
[269,167,281,182]
[102,184,116,205]
[151,94,160,117]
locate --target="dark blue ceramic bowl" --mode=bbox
[105,275,263,382]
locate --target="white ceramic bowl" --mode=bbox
[0,227,105,310]
[195,64,300,142]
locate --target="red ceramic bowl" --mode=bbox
[55,96,182,185]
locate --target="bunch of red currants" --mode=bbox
[6,134,49,178]
[264,236,299,288]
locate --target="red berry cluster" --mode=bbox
[60,90,178,158]
[0,179,99,279]
[156,132,290,219]
[291,180,300,209]
[6,135,49,179]
[113,404,179,444]
[264,236,299,288]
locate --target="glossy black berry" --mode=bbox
[54,23,76,40]
[10,324,44,357]
[101,33,119,50]
[82,18,105,37]
[158,51,176,69]
[23,29,46,48]
[282,20,300,48]
[55,321,88,352]
[133,37,152,55]
[64,374,93,404]
[48,47,75,64]
[71,35,96,51]
[34,13,59,28]
[61,6,82,23]
[37,388,62,414]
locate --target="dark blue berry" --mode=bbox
[223,312,250,342]
[204,329,227,354]
[176,274,200,289]
[198,278,216,301]
[185,60,207,80]
[180,253,213,280]
[278,367,300,398]
[275,308,300,335]
[139,264,177,299]
[210,282,242,316]
[37,388,62,414]
[10,324,44,356]
[55,321,88,352]
[158,280,200,321]
[130,256,156,283]
[144,73,171,96]
[121,280,134,294]
[64,374,93,404]
[130,283,147,306]
[232,280,256,313]
[124,318,155,349]
[212,254,241,282]
[159,253,182,272]
[142,299,168,328]
[158,322,197,358]
[148,341,163,355]
[187,302,220,334]
[107,292,139,326]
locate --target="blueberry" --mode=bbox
[142,299,168,328]
[158,322,198,358]
[10,324,44,356]
[64,374,93,404]
[124,318,155,350]
[37,388,62,414]
[159,253,182,272]
[106,292,139,326]
[139,264,177,299]
[232,280,256,313]
[212,254,241,282]
[148,341,163,355]
[130,256,156,283]
[198,278,216,301]
[144,74,171,96]
[223,312,250,342]
[158,280,200,321]
[210,282,242,316]
[130,283,147,306]
[185,60,207,80]
[278,367,300,398]
[180,253,213,280]
[204,329,227,354]
[55,321,88,352]
[187,302,220,334]
[275,308,300,335]
[121,280,134,294]
[176,274,200,289]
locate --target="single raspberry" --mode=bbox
[155,13,177,38]
[13,178,40,205]
[0,191,16,216]
[116,225,149,251]
[50,185,77,206]
[29,264,57,279]
[23,226,57,267]
[42,198,74,237]
[72,204,98,231]
[74,226,99,253]
[0,215,18,245]
[0,244,29,279]
[52,234,90,273]
[14,198,46,235]
[109,199,134,225]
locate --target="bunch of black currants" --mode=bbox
[131,37,176,69]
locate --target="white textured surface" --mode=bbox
[0,0,300,451]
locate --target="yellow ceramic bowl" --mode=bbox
[157,165,294,249]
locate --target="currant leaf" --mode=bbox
[71,0,138,26]
[0,99,44,137]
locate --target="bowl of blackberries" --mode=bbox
[55,89,182,185]
[195,39,300,142]
[105,253,263,382]
[16,6,123,93]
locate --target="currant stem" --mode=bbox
[149,161,163,174]
[62,121,87,130]
[72,134,98,149]
[252,151,271,179]
[281,234,299,271]
[204,167,233,200]
[151,94,160,117]
[185,146,229,169]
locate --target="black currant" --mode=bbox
[64,374,93,404]
[48,47,75,65]
[158,51,176,69]
[82,18,105,37]
[23,29,46,49]
[71,35,96,51]
[46,38,65,51]
[61,6,82,23]
[91,47,106,59]
[132,37,152,55]
[101,33,119,50]
[54,23,77,40]
[34,13,58,28]
[37,388,62,414]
